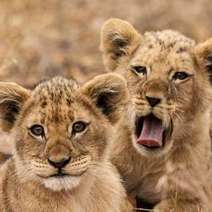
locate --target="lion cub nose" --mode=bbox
[47,144,71,169]
[48,157,71,169]
[146,96,161,107]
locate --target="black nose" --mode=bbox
[146,96,161,107]
[48,157,71,169]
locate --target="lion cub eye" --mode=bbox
[29,124,45,137]
[72,121,87,133]
[172,72,190,81]
[131,66,147,75]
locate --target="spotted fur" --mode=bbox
[0,74,132,212]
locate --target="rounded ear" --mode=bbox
[81,73,128,124]
[195,38,212,84]
[100,18,142,71]
[0,82,30,131]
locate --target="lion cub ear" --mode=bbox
[195,38,212,83]
[81,73,128,124]
[100,18,141,71]
[0,82,30,131]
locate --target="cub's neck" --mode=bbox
[2,158,128,212]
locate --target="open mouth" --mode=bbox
[135,114,172,150]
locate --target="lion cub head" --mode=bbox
[101,19,212,157]
[0,74,127,191]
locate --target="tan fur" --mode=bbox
[195,38,212,143]
[101,18,212,211]
[0,74,132,212]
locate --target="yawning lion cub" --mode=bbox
[101,18,212,211]
[0,74,132,212]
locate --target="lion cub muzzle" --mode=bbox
[44,142,88,178]
[47,144,71,170]
[133,79,173,155]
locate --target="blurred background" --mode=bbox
[0,0,212,87]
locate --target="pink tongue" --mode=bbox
[137,116,163,147]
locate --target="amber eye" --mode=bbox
[72,121,87,133]
[29,124,45,137]
[132,66,147,75]
[172,72,190,81]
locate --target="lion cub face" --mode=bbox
[101,19,212,157]
[0,74,127,191]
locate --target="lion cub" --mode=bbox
[100,19,212,211]
[0,74,132,212]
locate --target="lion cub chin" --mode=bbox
[100,18,212,211]
[0,74,132,212]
